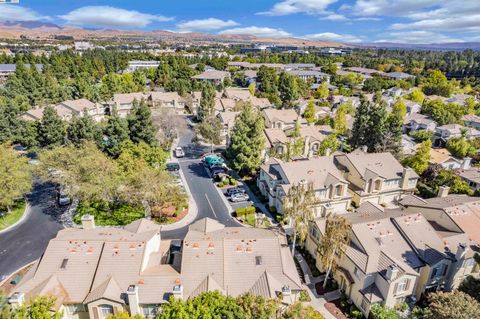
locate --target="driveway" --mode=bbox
[160,117,239,239]
[0,183,64,276]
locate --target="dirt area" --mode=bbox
[0,264,33,296]
[325,301,349,319]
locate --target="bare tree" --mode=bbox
[318,214,351,288]
[282,181,317,256]
[151,108,187,146]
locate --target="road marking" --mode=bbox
[205,194,217,218]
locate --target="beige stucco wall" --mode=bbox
[87,299,125,319]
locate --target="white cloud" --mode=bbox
[321,14,348,21]
[0,5,49,22]
[59,6,173,28]
[304,32,362,43]
[346,0,443,17]
[219,26,292,38]
[258,0,337,16]
[177,18,239,31]
[377,31,464,44]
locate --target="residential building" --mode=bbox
[192,70,230,84]
[457,167,480,191]
[257,156,352,216]
[22,99,105,122]
[462,114,480,130]
[434,124,480,147]
[402,135,418,156]
[428,148,471,170]
[74,41,92,51]
[263,125,332,159]
[403,113,437,133]
[346,67,387,77]
[110,92,150,118]
[286,70,329,83]
[335,149,419,206]
[405,100,421,115]
[446,94,477,106]
[386,72,415,80]
[10,217,302,319]
[150,92,186,111]
[262,109,305,130]
[306,209,422,316]
[217,111,239,141]
[126,60,161,72]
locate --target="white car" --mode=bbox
[230,193,249,202]
[58,190,71,206]
[175,147,185,158]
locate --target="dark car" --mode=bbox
[166,163,180,171]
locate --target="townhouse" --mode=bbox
[334,149,419,207]
[150,92,186,111]
[257,156,352,216]
[434,124,480,147]
[110,92,150,118]
[403,113,437,133]
[192,70,230,84]
[262,109,305,130]
[263,125,332,159]
[10,216,302,319]
[22,99,105,122]
[428,148,472,170]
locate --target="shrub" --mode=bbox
[74,201,145,226]
[299,290,311,302]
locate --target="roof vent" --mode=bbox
[60,258,68,269]
[255,256,262,265]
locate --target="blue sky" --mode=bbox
[2,0,480,43]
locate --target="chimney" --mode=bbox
[8,292,25,309]
[462,157,472,170]
[455,243,468,262]
[81,214,95,230]
[401,167,415,189]
[438,186,450,198]
[325,148,332,157]
[386,265,399,281]
[172,284,183,299]
[127,285,140,316]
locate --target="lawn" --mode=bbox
[0,201,26,231]
[73,201,145,226]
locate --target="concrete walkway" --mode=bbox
[294,250,337,319]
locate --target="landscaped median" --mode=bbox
[0,200,27,232]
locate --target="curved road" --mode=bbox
[0,183,64,276]
[0,117,237,275]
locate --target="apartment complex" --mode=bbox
[257,149,419,216]
[10,217,302,319]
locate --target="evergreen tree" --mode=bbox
[227,103,265,175]
[402,139,432,175]
[103,107,130,157]
[350,97,370,149]
[127,99,156,145]
[316,81,329,100]
[197,84,215,121]
[278,72,299,108]
[66,112,102,146]
[37,105,65,148]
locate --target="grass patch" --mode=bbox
[73,201,145,226]
[0,201,26,231]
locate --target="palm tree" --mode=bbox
[282,181,317,255]
[318,214,351,289]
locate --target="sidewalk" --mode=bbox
[294,250,336,319]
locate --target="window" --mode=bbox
[408,178,417,187]
[99,305,114,317]
[310,226,318,240]
[141,304,160,318]
[360,297,369,311]
[353,267,359,278]
[374,180,382,191]
[65,304,85,314]
[396,279,409,294]
[335,185,343,197]
[255,256,263,266]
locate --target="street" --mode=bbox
[0,183,64,276]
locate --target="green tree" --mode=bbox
[318,214,351,288]
[426,291,480,319]
[421,69,454,97]
[66,112,101,147]
[392,98,407,121]
[36,105,65,148]
[197,84,215,121]
[410,130,433,142]
[303,99,316,123]
[103,108,130,158]
[370,304,399,319]
[117,140,167,171]
[318,134,340,156]
[446,137,476,158]
[248,82,256,96]
[282,302,324,319]
[14,296,63,319]
[283,182,317,256]
[127,99,156,145]
[195,116,223,153]
[407,89,425,104]
[459,275,480,302]
[228,103,265,175]
[334,108,347,135]
[316,82,329,100]
[0,143,32,212]
[351,97,388,152]
[402,139,432,175]
[278,72,299,108]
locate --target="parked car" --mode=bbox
[226,187,245,196]
[230,193,249,202]
[203,154,224,167]
[58,189,71,206]
[175,147,185,158]
[166,163,180,171]
[211,166,226,176]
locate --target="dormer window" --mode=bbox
[374,180,382,191]
[335,184,343,197]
